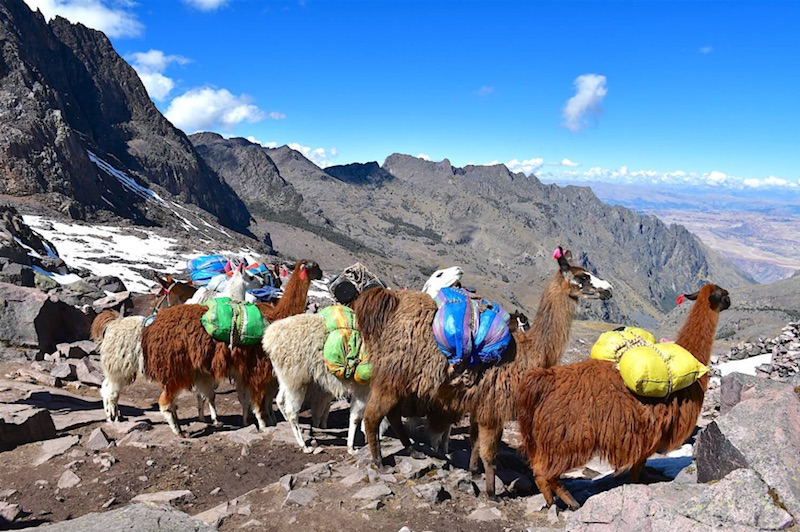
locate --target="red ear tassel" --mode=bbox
[300,268,307,280]
[552,247,562,259]
[676,294,685,305]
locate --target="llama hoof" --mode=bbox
[470,470,482,480]
[347,448,358,456]
[302,446,314,454]
[212,420,223,428]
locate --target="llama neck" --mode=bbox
[675,301,719,366]
[265,272,310,320]
[521,271,577,369]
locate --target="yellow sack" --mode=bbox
[618,343,709,398]
[591,327,657,363]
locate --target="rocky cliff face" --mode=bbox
[193,135,753,326]
[0,0,251,232]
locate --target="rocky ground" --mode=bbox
[0,356,568,532]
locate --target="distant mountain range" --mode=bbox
[572,181,800,283]
[1,0,779,332]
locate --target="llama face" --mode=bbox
[422,266,464,297]
[301,261,324,281]
[711,287,731,311]
[567,267,613,300]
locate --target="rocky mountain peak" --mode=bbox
[0,0,251,233]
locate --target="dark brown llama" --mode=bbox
[353,247,612,498]
[129,273,197,316]
[141,259,322,436]
[517,284,730,510]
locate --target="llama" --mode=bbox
[129,272,197,316]
[517,284,730,510]
[186,261,267,305]
[141,259,322,436]
[354,247,612,498]
[93,263,251,424]
[264,266,466,454]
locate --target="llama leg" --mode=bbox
[158,388,185,437]
[533,475,556,507]
[194,374,221,428]
[101,377,121,422]
[308,391,333,445]
[468,417,481,474]
[195,393,207,423]
[278,383,311,452]
[477,423,503,499]
[348,387,370,455]
[427,416,452,458]
[313,392,333,430]
[385,405,424,459]
[629,460,647,483]
[263,378,279,426]
[236,380,251,426]
[363,394,397,467]
[551,479,580,511]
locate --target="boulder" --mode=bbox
[55,340,96,359]
[0,404,57,451]
[695,377,800,522]
[0,260,35,287]
[0,282,91,354]
[17,502,215,531]
[84,275,127,293]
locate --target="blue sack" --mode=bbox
[432,287,512,367]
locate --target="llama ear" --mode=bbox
[682,290,700,301]
[554,246,571,272]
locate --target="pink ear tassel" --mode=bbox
[676,294,685,305]
[552,247,562,259]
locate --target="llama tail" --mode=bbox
[351,287,400,346]
[90,309,122,344]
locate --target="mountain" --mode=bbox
[0,0,252,235]
[1,0,780,332]
[192,135,754,327]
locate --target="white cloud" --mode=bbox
[164,87,267,133]
[705,170,728,186]
[475,86,495,97]
[287,143,338,168]
[560,158,579,167]
[24,0,143,38]
[417,153,432,161]
[183,0,229,11]
[505,157,544,175]
[245,136,278,148]
[268,112,287,120]
[563,74,608,132]
[127,50,190,101]
[699,45,714,55]
[743,176,797,188]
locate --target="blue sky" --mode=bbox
[23,0,800,193]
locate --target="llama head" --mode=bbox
[554,246,613,301]
[422,266,464,297]
[296,260,324,281]
[511,309,531,332]
[226,261,247,301]
[681,284,731,312]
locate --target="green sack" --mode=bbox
[201,297,265,346]
[320,305,371,384]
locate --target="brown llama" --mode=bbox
[129,273,197,316]
[517,283,731,510]
[140,259,322,436]
[353,246,612,498]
